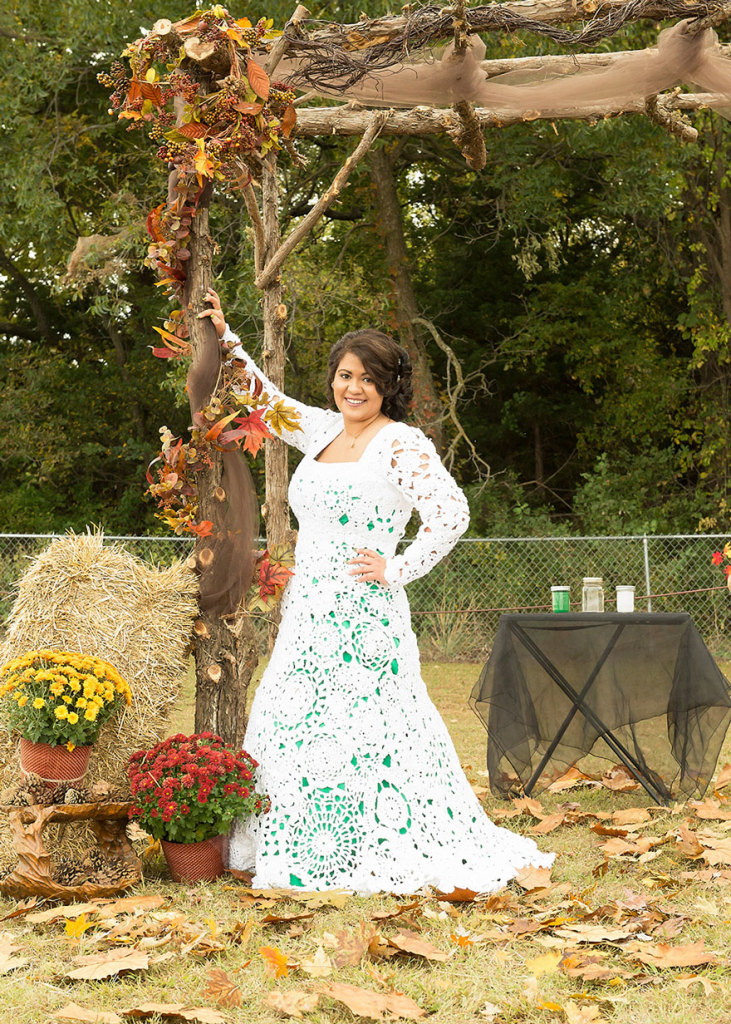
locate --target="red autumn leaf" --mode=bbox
[146,203,167,242]
[188,520,214,538]
[229,408,272,456]
[177,121,211,139]
[233,101,264,115]
[281,103,296,138]
[155,262,187,282]
[205,410,240,442]
[247,59,270,100]
[258,556,294,598]
[139,81,162,105]
[151,347,177,359]
[128,79,143,103]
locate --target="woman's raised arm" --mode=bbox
[200,288,337,454]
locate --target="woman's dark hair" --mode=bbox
[327,329,413,421]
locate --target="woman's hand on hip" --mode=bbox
[197,287,227,340]
[348,549,388,586]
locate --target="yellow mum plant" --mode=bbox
[0,650,132,751]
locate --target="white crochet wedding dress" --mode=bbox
[226,333,553,893]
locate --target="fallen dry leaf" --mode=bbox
[479,1001,502,1021]
[699,834,731,866]
[626,939,718,969]
[300,945,333,978]
[66,914,94,939]
[205,967,243,1007]
[676,972,718,995]
[601,765,640,792]
[714,763,731,791]
[387,928,450,962]
[0,897,40,921]
[288,889,350,910]
[229,918,256,945]
[688,798,731,821]
[264,989,320,1018]
[331,922,375,968]
[547,766,599,792]
[319,981,426,1020]
[96,896,168,918]
[260,910,316,927]
[65,948,150,981]
[564,1003,606,1024]
[554,923,638,944]
[611,807,652,826]
[122,1005,228,1023]
[0,933,28,974]
[371,900,422,921]
[259,944,292,978]
[433,887,479,903]
[514,865,553,891]
[512,796,545,818]
[28,902,99,924]
[525,950,562,977]
[529,813,566,835]
[560,952,622,982]
[52,1005,122,1024]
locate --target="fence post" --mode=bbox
[643,534,652,612]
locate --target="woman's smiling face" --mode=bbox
[331,352,384,425]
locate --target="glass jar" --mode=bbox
[581,577,604,612]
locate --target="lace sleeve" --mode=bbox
[222,325,337,454]
[383,427,470,587]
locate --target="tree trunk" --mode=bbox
[260,158,296,646]
[184,181,259,748]
[368,146,444,448]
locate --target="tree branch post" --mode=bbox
[255,110,388,290]
[182,179,259,748]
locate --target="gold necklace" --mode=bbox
[344,417,382,449]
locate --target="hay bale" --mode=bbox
[0,530,198,867]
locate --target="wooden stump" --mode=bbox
[0,802,142,902]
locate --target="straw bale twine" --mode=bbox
[0,531,198,867]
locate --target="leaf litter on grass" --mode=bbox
[6,763,731,1022]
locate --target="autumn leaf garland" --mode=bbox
[101,5,301,612]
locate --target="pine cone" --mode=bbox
[24,782,51,805]
[53,855,85,886]
[8,790,31,807]
[82,847,106,873]
[48,783,69,805]
[0,786,19,805]
[21,771,45,787]
[94,856,138,887]
[64,787,91,804]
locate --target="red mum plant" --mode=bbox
[127,732,268,844]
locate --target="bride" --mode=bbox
[201,289,553,893]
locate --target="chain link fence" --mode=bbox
[1,533,728,660]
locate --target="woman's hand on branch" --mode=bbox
[198,288,227,340]
[348,548,388,586]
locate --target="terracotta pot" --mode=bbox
[161,834,225,883]
[19,738,92,784]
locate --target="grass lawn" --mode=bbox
[2,660,731,1023]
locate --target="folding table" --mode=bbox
[470,612,731,803]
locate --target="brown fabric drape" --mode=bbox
[187,324,258,616]
[279,21,731,116]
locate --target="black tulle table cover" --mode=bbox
[470,613,731,801]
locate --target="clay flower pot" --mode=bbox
[19,738,92,785]
[160,834,225,883]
